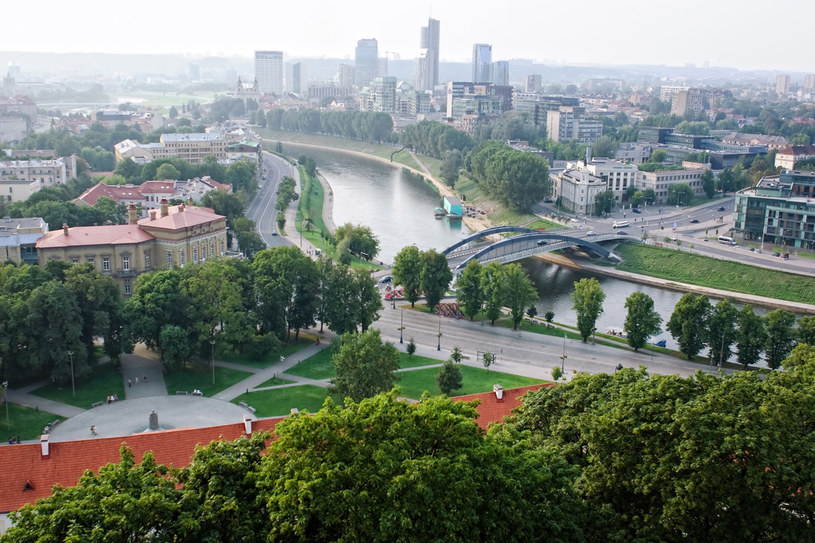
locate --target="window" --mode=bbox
[144,252,151,269]
[211,242,215,258]
[166,251,173,267]
[70,257,79,264]
[202,244,207,260]
[102,256,110,271]
[122,256,130,271]
[193,248,198,264]
[179,250,186,267]
[124,280,131,295]
[87,257,94,266]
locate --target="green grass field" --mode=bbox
[221,335,317,368]
[231,385,330,417]
[1,404,64,441]
[287,349,443,381]
[164,365,252,397]
[395,365,544,399]
[615,242,815,304]
[30,363,126,409]
[256,376,294,388]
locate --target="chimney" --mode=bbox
[586,143,592,163]
[127,204,138,225]
[179,203,185,213]
[62,223,69,236]
[160,199,169,217]
[150,210,156,221]
[40,434,50,456]
[243,414,252,434]
[493,384,503,400]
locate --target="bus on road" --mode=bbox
[718,235,736,245]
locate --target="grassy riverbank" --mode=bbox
[615,243,815,305]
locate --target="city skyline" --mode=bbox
[3,0,814,73]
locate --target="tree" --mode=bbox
[797,315,815,346]
[392,245,422,307]
[455,259,484,320]
[329,329,400,402]
[623,292,661,351]
[420,249,453,312]
[481,261,504,325]
[571,278,605,342]
[594,189,615,216]
[501,263,538,330]
[667,293,711,359]
[334,223,379,261]
[168,105,179,119]
[737,305,766,368]
[156,163,181,180]
[406,337,416,356]
[707,298,739,366]
[764,308,796,370]
[649,149,667,163]
[590,136,619,159]
[701,169,716,199]
[440,149,462,187]
[113,157,140,183]
[159,324,193,370]
[436,359,463,395]
[544,309,555,326]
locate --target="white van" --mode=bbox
[613,221,630,228]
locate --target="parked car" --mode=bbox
[782,253,790,259]
[632,208,642,214]
[670,236,678,241]
[543,198,554,203]
[379,275,392,284]
[772,252,781,257]
[717,206,726,212]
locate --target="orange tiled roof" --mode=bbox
[0,418,283,514]
[138,204,224,230]
[36,225,155,248]
[74,183,146,206]
[452,384,551,429]
[138,181,177,194]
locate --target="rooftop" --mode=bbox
[160,133,225,142]
[37,224,155,248]
[139,203,224,231]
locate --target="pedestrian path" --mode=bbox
[121,347,167,399]
[5,389,84,419]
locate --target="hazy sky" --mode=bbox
[4,0,812,72]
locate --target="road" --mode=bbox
[246,151,296,248]
[372,302,706,381]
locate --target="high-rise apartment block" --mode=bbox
[546,106,603,144]
[286,62,307,95]
[670,88,704,117]
[492,61,509,86]
[776,74,790,97]
[415,18,440,91]
[804,74,815,92]
[338,64,355,88]
[355,39,379,87]
[255,51,284,95]
[524,74,542,93]
[472,43,492,83]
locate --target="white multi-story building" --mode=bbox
[0,156,77,202]
[570,158,638,204]
[115,133,227,165]
[636,165,709,203]
[546,106,603,144]
[550,168,606,215]
[255,50,284,95]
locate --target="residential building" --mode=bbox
[36,201,228,295]
[308,85,353,101]
[0,116,27,142]
[524,74,542,93]
[372,76,397,113]
[255,51,284,95]
[615,142,652,164]
[492,61,509,86]
[734,171,815,248]
[472,43,492,83]
[0,156,78,202]
[659,85,689,102]
[0,95,36,119]
[355,39,378,88]
[546,106,603,144]
[670,88,704,117]
[575,158,639,203]
[551,168,606,215]
[338,64,355,88]
[446,81,507,122]
[775,145,815,170]
[0,217,48,265]
[114,133,227,165]
[415,18,440,91]
[776,74,790,97]
[804,74,815,92]
[722,132,788,150]
[635,165,709,203]
[511,93,579,128]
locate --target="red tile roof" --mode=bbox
[36,224,155,248]
[0,418,284,513]
[138,181,177,194]
[74,183,146,206]
[138,204,224,231]
[452,384,552,429]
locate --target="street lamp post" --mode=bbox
[2,380,8,430]
[67,351,75,397]
[560,333,567,373]
[210,339,215,385]
[437,314,442,351]
[399,308,405,344]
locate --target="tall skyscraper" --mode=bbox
[492,61,509,86]
[805,74,815,92]
[255,51,284,95]
[472,43,493,83]
[355,39,378,87]
[776,74,790,97]
[524,74,542,93]
[415,18,440,91]
[286,62,307,94]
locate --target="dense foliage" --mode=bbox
[266,109,395,143]
[466,140,549,212]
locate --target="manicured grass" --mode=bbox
[395,365,544,399]
[399,353,443,369]
[295,166,329,240]
[164,365,253,397]
[1,404,64,441]
[615,242,815,304]
[287,348,335,380]
[526,219,567,231]
[30,363,126,409]
[222,335,317,368]
[256,376,294,388]
[231,385,330,417]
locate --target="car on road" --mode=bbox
[616,229,628,235]
[379,275,392,284]
[669,236,677,241]
[690,219,699,223]
[772,252,781,257]
[586,231,597,236]
[717,206,726,212]
[271,232,278,236]
[536,240,548,246]
[632,208,642,214]
[543,198,553,203]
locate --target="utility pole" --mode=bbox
[560,333,567,373]
[399,308,405,344]
[437,314,442,351]
[68,351,75,397]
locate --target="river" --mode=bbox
[284,142,766,351]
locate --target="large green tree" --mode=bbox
[392,245,422,307]
[623,291,661,351]
[736,305,766,368]
[436,359,463,395]
[481,261,505,325]
[329,329,400,402]
[764,308,796,370]
[707,298,739,366]
[420,249,453,312]
[455,259,484,320]
[501,263,538,330]
[666,293,711,359]
[571,278,605,342]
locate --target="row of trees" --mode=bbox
[391,246,453,312]
[264,109,395,144]
[466,140,550,212]
[124,247,383,369]
[455,259,538,329]
[398,120,476,159]
[0,262,122,384]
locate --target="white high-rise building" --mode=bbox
[492,61,509,86]
[415,18,440,91]
[472,43,492,83]
[255,51,284,95]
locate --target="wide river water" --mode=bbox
[285,143,766,351]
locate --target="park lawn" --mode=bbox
[222,335,317,368]
[31,363,126,409]
[615,242,815,304]
[399,352,443,369]
[295,166,329,239]
[164,365,252,397]
[3,404,64,441]
[454,173,484,203]
[287,348,335,380]
[231,385,330,417]
[395,365,544,400]
[256,376,294,388]
[526,219,567,231]
[492,317,585,341]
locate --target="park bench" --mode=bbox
[176,391,188,395]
